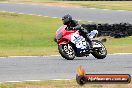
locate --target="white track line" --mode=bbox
[24,80,41,82]
[0,55,61,58]
[117,10,125,12]
[0,10,59,19]
[109,53,132,55]
[4,81,22,83]
[89,8,96,10]
[1,79,71,83]
[52,79,71,80]
[102,9,109,11]
[88,8,127,12]
[0,10,94,24]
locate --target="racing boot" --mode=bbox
[85,34,93,50]
[80,28,93,50]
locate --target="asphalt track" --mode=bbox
[0,2,132,23]
[0,54,132,82]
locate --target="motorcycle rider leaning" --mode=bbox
[62,14,93,49]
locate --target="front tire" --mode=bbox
[91,40,107,59]
[58,44,75,60]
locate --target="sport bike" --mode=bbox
[54,25,107,60]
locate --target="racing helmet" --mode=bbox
[62,14,72,25]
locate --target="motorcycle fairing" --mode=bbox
[58,34,71,45]
[71,31,89,54]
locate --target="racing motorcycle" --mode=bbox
[54,25,107,60]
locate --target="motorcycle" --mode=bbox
[54,25,107,60]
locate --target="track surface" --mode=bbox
[0,3,132,23]
[0,54,132,82]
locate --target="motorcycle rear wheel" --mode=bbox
[58,44,75,60]
[91,40,107,59]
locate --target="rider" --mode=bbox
[62,14,93,49]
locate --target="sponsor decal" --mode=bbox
[76,66,131,85]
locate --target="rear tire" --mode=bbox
[58,44,75,60]
[91,40,107,59]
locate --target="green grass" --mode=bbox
[104,36,132,54]
[67,1,132,11]
[0,12,131,56]
[0,12,62,56]
[0,0,7,1]
[0,80,132,88]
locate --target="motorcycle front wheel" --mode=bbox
[58,44,75,60]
